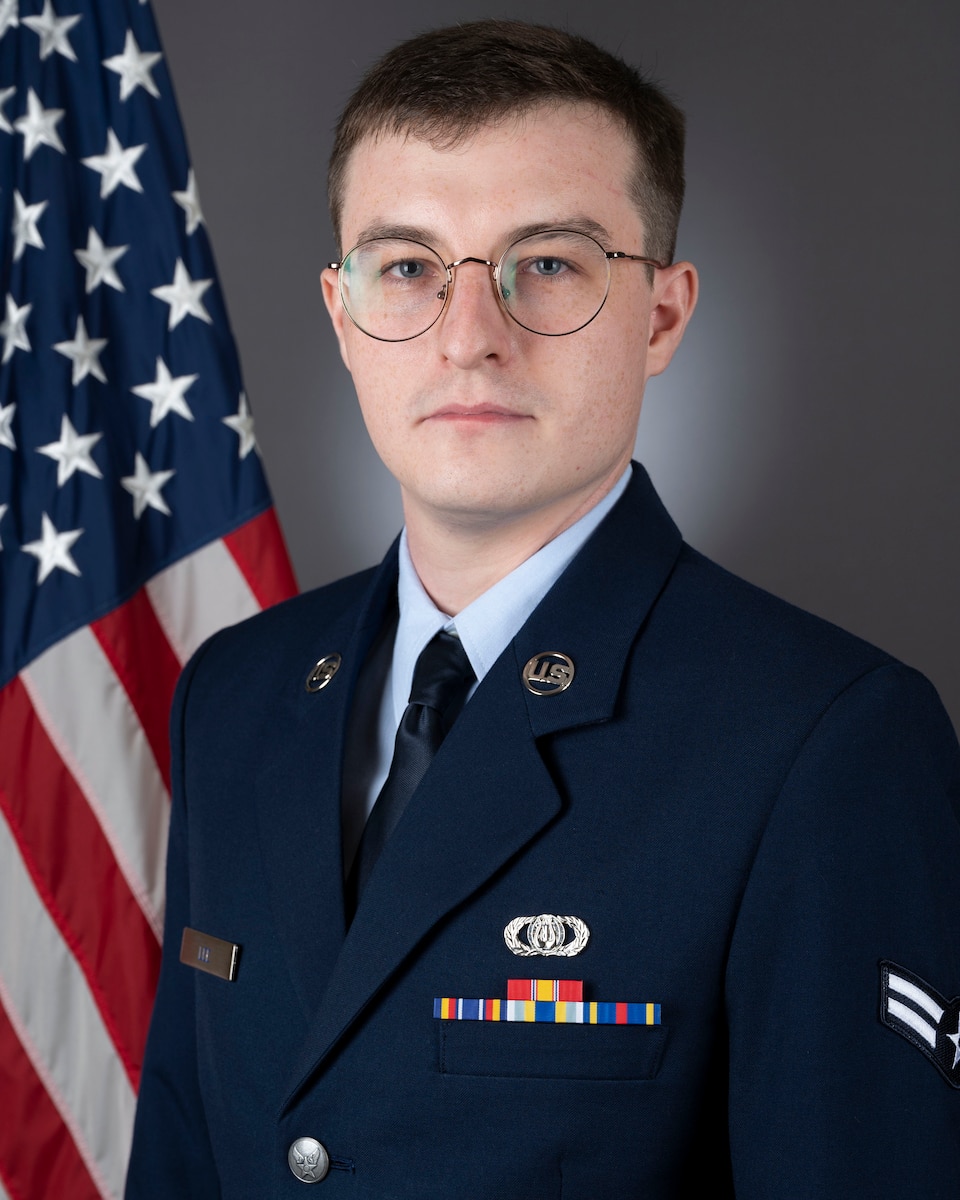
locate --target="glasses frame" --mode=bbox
[326,229,668,342]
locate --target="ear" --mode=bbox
[645,261,698,378]
[321,266,353,372]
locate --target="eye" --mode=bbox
[385,259,427,280]
[527,256,568,277]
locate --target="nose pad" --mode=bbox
[441,263,501,318]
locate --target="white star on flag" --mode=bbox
[151,257,213,329]
[21,512,83,583]
[0,85,14,133]
[0,0,18,41]
[0,401,15,450]
[82,128,146,198]
[172,168,204,235]
[223,392,257,459]
[14,87,65,159]
[53,315,108,384]
[0,503,7,550]
[23,0,81,62]
[12,189,48,260]
[121,452,175,518]
[131,356,197,426]
[36,414,103,486]
[1,294,31,363]
[103,29,162,101]
[74,226,128,293]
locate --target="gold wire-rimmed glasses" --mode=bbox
[327,229,666,341]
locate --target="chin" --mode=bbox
[409,473,528,525]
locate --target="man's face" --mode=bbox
[323,103,696,538]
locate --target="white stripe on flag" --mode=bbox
[887,996,938,1049]
[887,972,945,1023]
[21,627,169,936]
[0,1172,10,1200]
[0,810,136,1200]
[146,539,260,666]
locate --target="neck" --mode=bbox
[403,468,627,615]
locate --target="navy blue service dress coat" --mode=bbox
[126,465,960,1198]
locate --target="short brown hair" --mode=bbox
[328,20,686,264]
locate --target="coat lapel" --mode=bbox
[280,464,683,1109]
[253,547,399,1020]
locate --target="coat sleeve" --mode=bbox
[124,639,222,1199]
[726,662,960,1198]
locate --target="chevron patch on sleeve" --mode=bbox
[880,961,960,1088]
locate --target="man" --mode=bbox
[126,20,960,1198]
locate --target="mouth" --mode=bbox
[424,403,531,424]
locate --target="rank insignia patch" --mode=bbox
[434,979,660,1026]
[880,960,960,1088]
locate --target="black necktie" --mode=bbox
[345,629,475,919]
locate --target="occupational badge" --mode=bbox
[503,913,590,957]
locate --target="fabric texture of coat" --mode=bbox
[126,465,960,1198]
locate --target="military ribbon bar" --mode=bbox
[434,981,660,1025]
[507,978,584,1002]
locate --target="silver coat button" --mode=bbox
[287,1137,330,1183]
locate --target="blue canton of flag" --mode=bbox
[0,4,296,1197]
[0,0,282,679]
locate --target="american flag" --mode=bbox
[0,1,297,1195]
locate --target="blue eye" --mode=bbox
[531,257,567,276]
[389,260,425,279]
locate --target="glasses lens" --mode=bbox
[498,232,610,335]
[340,240,448,341]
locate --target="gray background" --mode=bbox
[153,0,959,728]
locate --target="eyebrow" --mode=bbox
[350,215,615,254]
[353,222,437,246]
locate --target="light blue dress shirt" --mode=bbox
[341,465,632,871]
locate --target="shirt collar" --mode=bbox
[391,465,632,723]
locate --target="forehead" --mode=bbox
[338,103,642,250]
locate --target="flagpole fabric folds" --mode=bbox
[0,2,297,1195]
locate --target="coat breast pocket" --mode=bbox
[438,1019,667,1081]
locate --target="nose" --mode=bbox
[435,258,515,368]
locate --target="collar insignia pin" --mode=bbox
[305,652,341,693]
[522,651,575,696]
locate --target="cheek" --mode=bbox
[550,336,644,433]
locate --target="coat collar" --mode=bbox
[279,464,683,1109]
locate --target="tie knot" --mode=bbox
[409,629,475,725]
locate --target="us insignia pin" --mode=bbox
[522,652,575,696]
[880,960,960,1088]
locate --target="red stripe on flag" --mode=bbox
[0,998,103,1200]
[0,681,160,1087]
[223,508,298,609]
[616,1002,628,1025]
[91,589,181,790]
